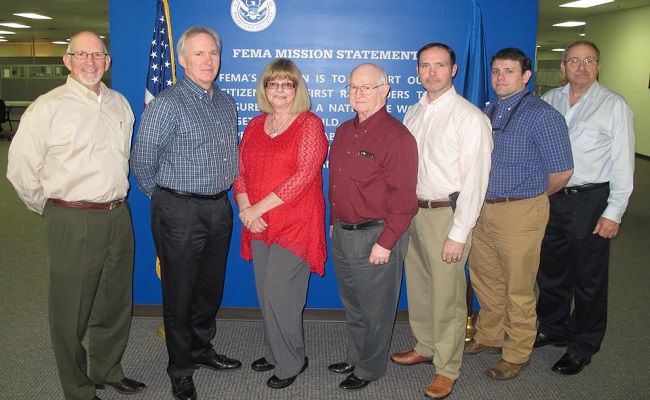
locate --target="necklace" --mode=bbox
[269,115,290,138]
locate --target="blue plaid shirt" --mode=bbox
[483,90,573,200]
[131,77,239,197]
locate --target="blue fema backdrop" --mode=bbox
[110,0,538,308]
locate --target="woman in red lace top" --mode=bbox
[233,58,328,389]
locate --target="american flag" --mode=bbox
[145,0,176,107]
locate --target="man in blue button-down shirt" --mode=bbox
[464,48,574,381]
[131,26,240,400]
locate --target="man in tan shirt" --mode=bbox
[7,31,145,400]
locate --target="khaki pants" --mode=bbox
[469,195,549,364]
[405,207,470,380]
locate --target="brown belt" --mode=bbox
[485,197,528,204]
[49,198,125,210]
[418,200,452,209]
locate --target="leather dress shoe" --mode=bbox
[552,353,591,375]
[195,354,241,371]
[391,349,433,366]
[91,397,102,400]
[328,361,355,374]
[485,358,529,380]
[266,357,308,389]
[464,338,501,355]
[425,374,455,399]
[171,376,196,400]
[95,377,146,394]
[339,373,372,391]
[251,357,275,372]
[534,332,568,348]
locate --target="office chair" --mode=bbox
[0,99,13,139]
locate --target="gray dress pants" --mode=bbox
[331,221,408,381]
[251,241,310,379]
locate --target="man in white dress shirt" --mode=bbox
[390,42,493,399]
[536,40,635,375]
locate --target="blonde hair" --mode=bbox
[256,58,311,114]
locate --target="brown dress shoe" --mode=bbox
[96,377,146,394]
[390,349,433,366]
[425,374,455,399]
[485,359,529,380]
[463,338,501,355]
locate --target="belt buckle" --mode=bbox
[109,199,122,210]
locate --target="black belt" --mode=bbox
[418,200,452,209]
[557,182,609,195]
[340,220,384,231]
[159,186,227,200]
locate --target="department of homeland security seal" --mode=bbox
[231,0,276,32]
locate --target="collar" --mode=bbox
[495,89,529,109]
[180,77,218,99]
[561,80,601,102]
[65,75,110,102]
[353,106,390,131]
[418,85,457,108]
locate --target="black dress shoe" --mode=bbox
[328,361,355,374]
[195,354,242,371]
[91,397,102,400]
[171,376,197,400]
[534,332,568,348]
[95,377,146,394]
[266,357,308,389]
[552,353,591,375]
[251,356,275,372]
[339,373,371,391]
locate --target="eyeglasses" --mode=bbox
[67,51,108,60]
[264,82,296,90]
[346,84,385,95]
[564,57,598,67]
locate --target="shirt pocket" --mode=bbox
[349,153,379,186]
[571,121,610,151]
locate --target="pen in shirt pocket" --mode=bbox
[120,121,123,130]
[359,150,374,158]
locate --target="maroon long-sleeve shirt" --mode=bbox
[329,107,418,250]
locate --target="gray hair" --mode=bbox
[177,26,221,57]
[563,40,601,62]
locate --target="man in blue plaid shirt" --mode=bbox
[463,48,574,381]
[131,26,240,400]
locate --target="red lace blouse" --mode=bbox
[233,111,328,275]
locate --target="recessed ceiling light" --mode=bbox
[0,30,16,35]
[52,41,69,45]
[13,12,52,20]
[560,0,614,8]
[552,48,565,52]
[0,22,31,29]
[553,21,586,27]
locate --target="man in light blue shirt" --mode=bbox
[537,40,635,376]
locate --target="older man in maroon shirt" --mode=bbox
[327,63,418,391]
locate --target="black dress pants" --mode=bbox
[537,185,610,360]
[151,187,233,378]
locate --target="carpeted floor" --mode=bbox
[1,139,649,399]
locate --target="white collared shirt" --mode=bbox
[404,86,493,243]
[542,81,635,222]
